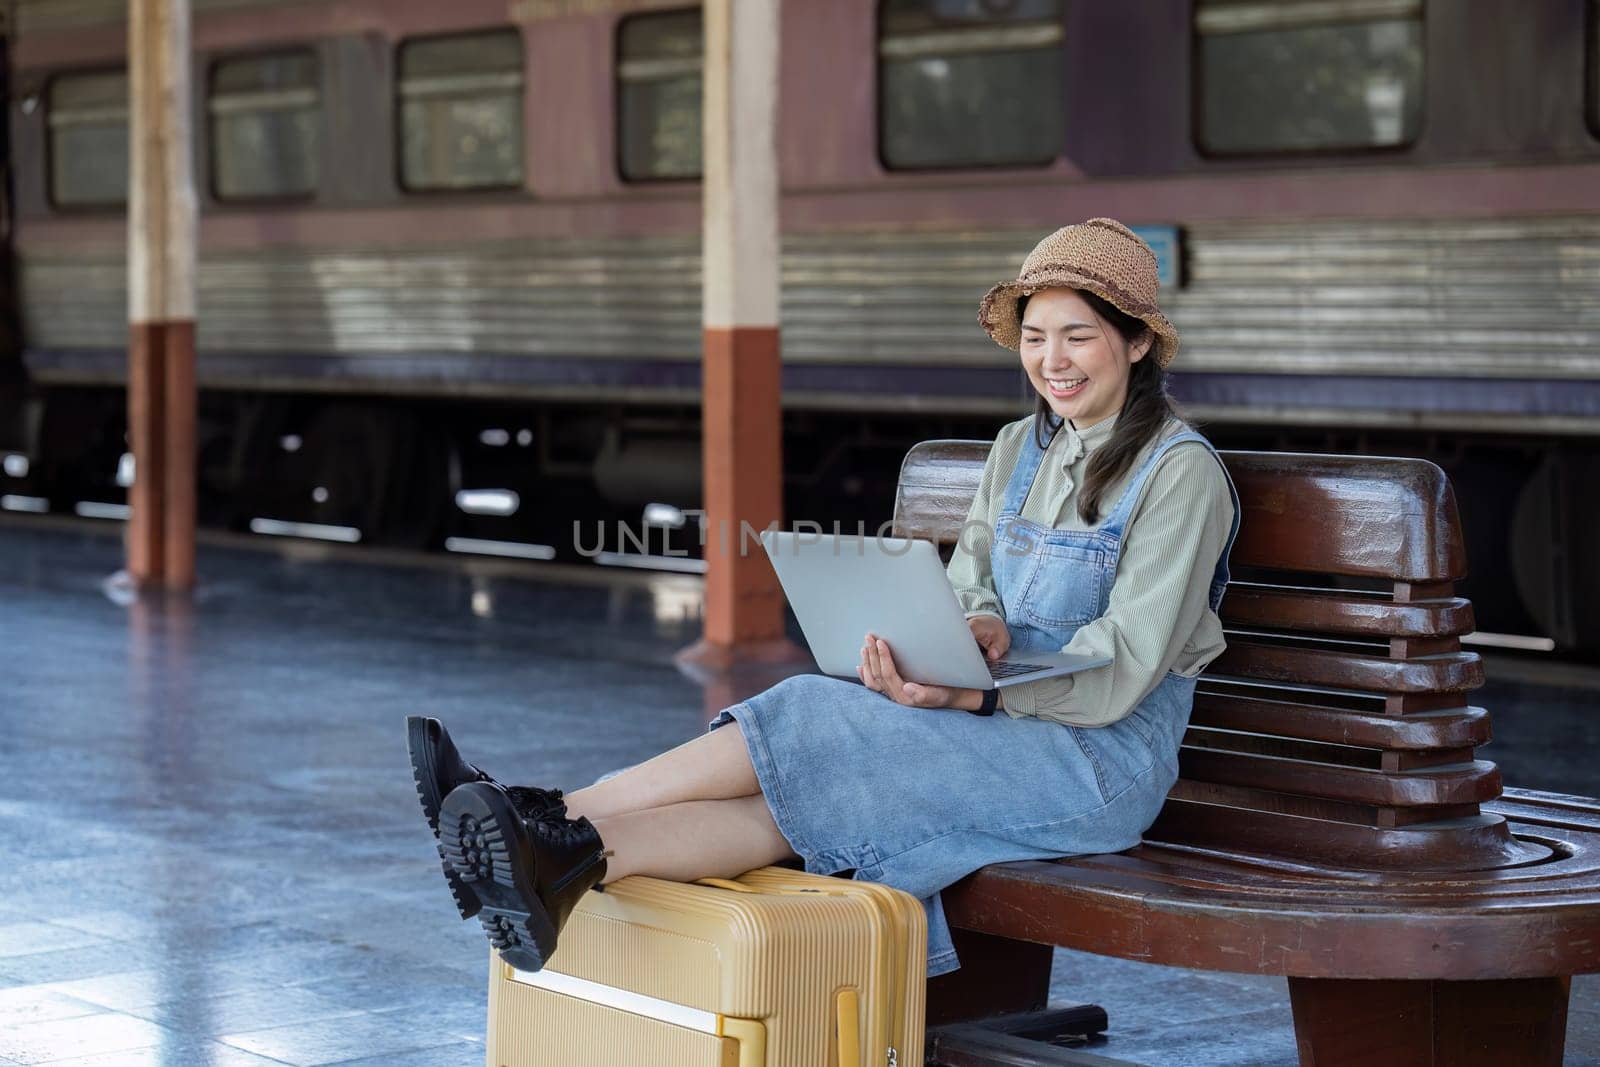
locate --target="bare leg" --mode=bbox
[593,795,799,885]
[565,723,760,823]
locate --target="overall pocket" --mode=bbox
[1066,726,1113,804]
[1017,542,1112,631]
[1123,707,1157,748]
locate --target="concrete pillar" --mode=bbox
[127,0,198,588]
[677,0,800,673]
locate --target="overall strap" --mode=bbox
[1209,449,1244,611]
[1096,427,1243,612]
[998,419,1051,519]
[1097,428,1217,538]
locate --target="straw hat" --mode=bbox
[978,218,1180,367]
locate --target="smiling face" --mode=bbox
[1019,287,1153,429]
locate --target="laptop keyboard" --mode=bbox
[988,660,1052,679]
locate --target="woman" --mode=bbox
[409,218,1241,978]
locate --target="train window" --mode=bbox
[209,51,320,201]
[617,9,703,181]
[398,30,524,191]
[877,0,1064,170]
[1195,0,1424,155]
[46,70,129,208]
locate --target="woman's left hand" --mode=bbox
[858,633,983,711]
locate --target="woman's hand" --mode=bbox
[858,632,984,711]
[968,614,1011,662]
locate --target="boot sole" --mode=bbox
[406,715,482,921]
[439,781,559,972]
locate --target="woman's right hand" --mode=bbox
[968,614,1011,661]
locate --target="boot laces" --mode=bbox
[505,785,565,819]
[540,815,599,848]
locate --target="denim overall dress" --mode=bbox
[708,423,1242,976]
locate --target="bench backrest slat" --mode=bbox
[893,441,1468,582]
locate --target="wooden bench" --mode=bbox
[893,440,1600,1066]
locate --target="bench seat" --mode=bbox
[944,786,1600,981]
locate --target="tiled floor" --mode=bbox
[2,519,1598,1066]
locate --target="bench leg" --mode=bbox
[926,931,1118,1064]
[1287,975,1570,1066]
[926,928,1054,1025]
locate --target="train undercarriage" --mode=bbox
[4,379,1596,662]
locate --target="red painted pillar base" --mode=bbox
[127,319,196,589]
[677,325,806,676]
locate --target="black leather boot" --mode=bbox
[406,716,566,919]
[438,780,609,973]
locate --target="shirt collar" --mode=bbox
[1052,411,1118,468]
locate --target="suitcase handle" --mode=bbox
[695,878,864,1067]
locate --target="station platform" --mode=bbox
[2,519,1598,1066]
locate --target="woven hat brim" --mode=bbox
[979,271,1180,367]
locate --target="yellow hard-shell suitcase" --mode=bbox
[485,865,927,1066]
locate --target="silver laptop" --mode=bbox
[760,531,1111,690]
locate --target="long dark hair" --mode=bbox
[1021,289,1185,525]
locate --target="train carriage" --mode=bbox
[2,0,1598,655]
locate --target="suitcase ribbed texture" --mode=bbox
[487,866,926,1066]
